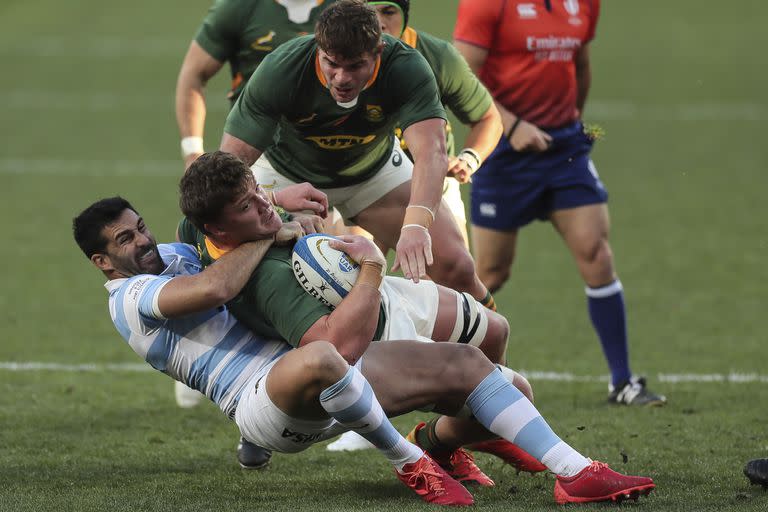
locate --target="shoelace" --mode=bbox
[588,460,609,472]
[450,449,478,473]
[406,460,446,495]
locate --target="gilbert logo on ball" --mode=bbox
[291,234,360,308]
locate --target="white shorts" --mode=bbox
[379,276,439,343]
[252,138,412,219]
[442,177,467,226]
[235,358,362,453]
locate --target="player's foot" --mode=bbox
[744,458,768,488]
[554,460,655,504]
[608,376,667,406]
[466,438,547,474]
[237,437,272,470]
[326,431,374,451]
[406,422,494,486]
[174,381,204,408]
[395,454,475,506]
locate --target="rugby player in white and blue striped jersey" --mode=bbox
[73,194,655,506]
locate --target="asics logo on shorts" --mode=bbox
[281,428,323,444]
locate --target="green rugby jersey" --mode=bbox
[195,0,335,103]
[225,34,447,187]
[399,27,493,157]
[177,217,386,347]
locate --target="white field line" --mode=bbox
[1,361,767,384]
[0,91,766,120]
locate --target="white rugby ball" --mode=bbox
[291,234,360,308]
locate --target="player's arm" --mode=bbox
[439,40,502,182]
[575,43,592,115]
[298,236,386,364]
[392,117,447,282]
[175,41,225,169]
[157,239,274,318]
[454,41,552,152]
[448,102,501,184]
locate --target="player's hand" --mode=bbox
[392,226,433,283]
[447,156,473,184]
[183,152,203,171]
[273,182,329,218]
[273,221,304,246]
[290,212,325,234]
[510,121,553,153]
[329,235,386,268]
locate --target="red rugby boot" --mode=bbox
[554,460,655,504]
[406,422,494,487]
[395,454,475,506]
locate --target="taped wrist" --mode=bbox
[403,204,435,229]
[355,260,384,290]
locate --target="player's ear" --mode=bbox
[204,222,226,238]
[91,253,114,272]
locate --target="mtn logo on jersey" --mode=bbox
[305,134,376,150]
[365,104,384,123]
[251,31,277,51]
[517,3,537,19]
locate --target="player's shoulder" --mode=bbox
[413,29,463,68]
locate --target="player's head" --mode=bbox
[73,196,164,278]
[179,151,282,245]
[368,1,409,37]
[315,0,383,106]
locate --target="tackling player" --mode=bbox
[219,0,496,311]
[73,194,656,506]
[454,0,665,406]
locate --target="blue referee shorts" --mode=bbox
[470,121,608,231]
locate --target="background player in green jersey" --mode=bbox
[368,0,502,247]
[220,0,495,310]
[176,0,336,168]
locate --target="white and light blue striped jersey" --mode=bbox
[104,243,291,418]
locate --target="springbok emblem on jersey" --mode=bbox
[251,31,277,50]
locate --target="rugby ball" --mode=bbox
[291,234,360,309]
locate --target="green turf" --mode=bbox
[1,0,767,510]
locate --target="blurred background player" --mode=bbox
[327,0,503,451]
[453,0,665,405]
[174,0,336,467]
[176,0,336,168]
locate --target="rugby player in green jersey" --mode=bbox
[220,0,495,310]
[170,151,658,501]
[176,0,337,168]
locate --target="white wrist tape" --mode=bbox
[181,136,204,158]
[457,148,482,173]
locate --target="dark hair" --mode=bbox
[316,0,382,60]
[368,0,410,31]
[73,196,137,259]
[179,151,254,233]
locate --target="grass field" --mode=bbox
[1,1,767,510]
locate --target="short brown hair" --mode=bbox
[315,0,381,60]
[179,151,254,233]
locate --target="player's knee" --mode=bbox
[480,312,508,363]
[433,247,478,291]
[300,341,348,384]
[448,344,495,391]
